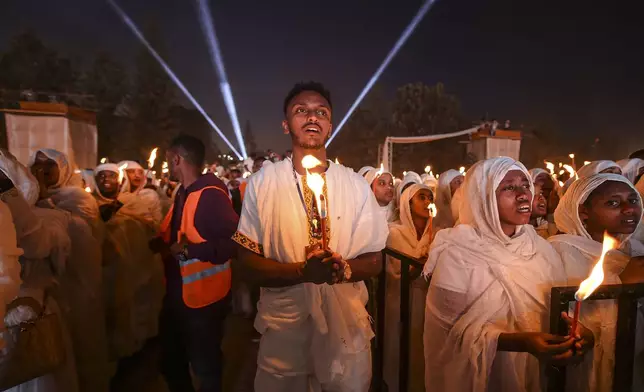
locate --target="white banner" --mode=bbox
[4,113,97,169]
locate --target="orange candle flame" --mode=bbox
[575,232,619,301]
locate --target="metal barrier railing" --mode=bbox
[369,247,425,392]
[548,283,644,392]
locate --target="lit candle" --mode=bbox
[427,203,437,240]
[148,147,159,169]
[571,233,618,334]
[424,165,431,174]
[302,155,328,249]
[569,153,576,171]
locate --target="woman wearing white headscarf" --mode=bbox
[117,161,162,227]
[392,171,422,223]
[422,157,592,392]
[549,173,644,392]
[561,161,622,197]
[529,168,559,238]
[360,166,396,223]
[29,149,102,239]
[385,183,433,392]
[618,158,644,185]
[433,169,464,230]
[0,150,80,392]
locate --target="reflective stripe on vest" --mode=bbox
[182,260,230,285]
[161,184,232,308]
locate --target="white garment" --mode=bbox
[116,161,162,226]
[422,157,566,392]
[384,184,432,392]
[392,172,422,224]
[550,173,644,392]
[360,166,395,223]
[450,185,463,225]
[235,159,388,391]
[618,158,644,185]
[433,169,462,230]
[577,160,621,179]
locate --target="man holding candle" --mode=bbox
[234,81,389,391]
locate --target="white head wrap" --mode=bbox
[388,183,432,257]
[94,163,120,203]
[357,166,375,178]
[363,167,393,188]
[29,148,83,189]
[553,173,642,245]
[617,158,644,184]
[0,148,40,206]
[118,161,146,194]
[434,169,462,230]
[577,160,621,179]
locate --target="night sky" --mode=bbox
[2,0,643,159]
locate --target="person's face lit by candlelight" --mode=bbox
[371,173,394,207]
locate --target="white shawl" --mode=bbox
[577,160,621,179]
[118,160,145,194]
[238,159,388,387]
[618,158,644,184]
[433,169,462,230]
[422,157,565,392]
[388,183,432,258]
[549,173,644,392]
[362,166,395,223]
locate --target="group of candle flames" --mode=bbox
[544,153,592,188]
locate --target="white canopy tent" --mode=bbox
[380,127,479,172]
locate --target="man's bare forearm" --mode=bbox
[237,247,306,288]
[346,251,382,281]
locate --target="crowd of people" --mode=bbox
[0,80,643,392]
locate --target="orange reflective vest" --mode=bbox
[160,185,232,308]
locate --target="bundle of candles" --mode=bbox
[570,232,618,334]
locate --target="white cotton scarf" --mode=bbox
[247,159,388,387]
[422,157,565,392]
[118,161,146,195]
[362,166,395,223]
[433,169,462,230]
[388,184,432,258]
[549,173,644,392]
[577,160,620,179]
[29,149,100,225]
[618,158,644,185]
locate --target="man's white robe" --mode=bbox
[234,159,388,392]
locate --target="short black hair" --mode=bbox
[629,149,644,160]
[283,81,332,115]
[169,134,205,167]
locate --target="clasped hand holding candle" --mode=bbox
[301,155,347,284]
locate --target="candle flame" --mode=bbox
[376,163,384,176]
[84,186,91,193]
[428,203,437,217]
[302,155,323,170]
[569,153,575,159]
[544,161,555,175]
[558,180,564,187]
[584,161,591,166]
[335,157,340,165]
[100,157,107,164]
[563,164,576,179]
[559,169,565,175]
[403,171,408,176]
[118,163,128,184]
[301,155,325,218]
[424,165,431,174]
[162,161,169,174]
[243,171,251,178]
[459,166,466,176]
[575,232,619,301]
[148,147,158,169]
[202,167,208,174]
[559,162,563,168]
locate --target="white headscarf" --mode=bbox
[388,184,432,257]
[29,148,83,189]
[362,167,392,188]
[577,160,621,179]
[552,173,643,256]
[0,148,40,206]
[422,157,564,392]
[118,161,146,194]
[434,169,462,230]
[420,173,438,189]
[617,158,644,184]
[93,163,121,204]
[549,173,644,392]
[357,166,375,178]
